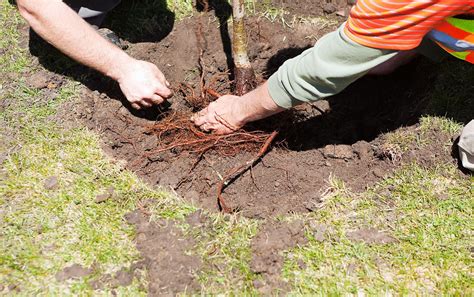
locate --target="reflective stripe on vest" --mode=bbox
[429,17,474,64]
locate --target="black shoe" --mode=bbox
[94,26,128,50]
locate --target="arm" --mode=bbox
[193,24,400,133]
[17,0,172,109]
[193,81,284,134]
[267,24,398,108]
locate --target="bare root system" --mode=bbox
[144,111,272,157]
[127,17,278,212]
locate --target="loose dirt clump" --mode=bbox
[250,220,307,294]
[55,264,93,282]
[125,208,202,295]
[53,9,461,219]
[346,227,398,245]
[90,265,139,290]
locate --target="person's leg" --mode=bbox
[63,0,121,26]
[458,120,474,172]
[62,0,125,48]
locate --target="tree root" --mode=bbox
[217,130,279,213]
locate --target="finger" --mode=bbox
[155,84,173,99]
[139,100,152,108]
[194,115,208,126]
[131,102,141,110]
[201,122,224,133]
[193,108,209,126]
[147,94,164,105]
[199,123,210,132]
[201,123,219,133]
[214,127,231,135]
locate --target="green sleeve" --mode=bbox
[267,23,398,109]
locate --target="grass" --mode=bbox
[424,60,474,125]
[283,164,473,295]
[0,1,29,75]
[1,0,473,295]
[0,1,194,295]
[190,214,259,294]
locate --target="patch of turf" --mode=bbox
[189,214,259,294]
[420,115,464,136]
[283,164,473,295]
[0,1,29,76]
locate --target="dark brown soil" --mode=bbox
[250,220,307,294]
[125,208,202,295]
[56,10,458,219]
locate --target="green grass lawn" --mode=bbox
[1,0,473,295]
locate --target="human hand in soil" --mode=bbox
[116,59,173,110]
[16,0,171,111]
[193,95,246,134]
[193,82,285,134]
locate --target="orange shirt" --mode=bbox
[344,0,474,50]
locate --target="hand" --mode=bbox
[193,82,285,134]
[116,59,173,109]
[192,95,247,134]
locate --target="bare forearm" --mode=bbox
[17,0,131,80]
[239,81,285,123]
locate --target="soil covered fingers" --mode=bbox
[146,94,165,105]
[131,102,141,110]
[192,96,245,134]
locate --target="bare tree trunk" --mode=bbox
[232,0,256,95]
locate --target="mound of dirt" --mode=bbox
[125,208,202,295]
[251,220,307,294]
[54,9,457,219]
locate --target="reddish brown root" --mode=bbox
[147,112,269,154]
[217,131,279,213]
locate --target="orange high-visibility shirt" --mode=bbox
[344,0,474,50]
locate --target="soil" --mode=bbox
[13,0,467,294]
[55,264,93,282]
[125,207,202,295]
[55,9,458,219]
[346,227,397,245]
[250,220,307,294]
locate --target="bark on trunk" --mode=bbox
[232,0,256,95]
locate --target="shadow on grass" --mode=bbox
[105,0,175,43]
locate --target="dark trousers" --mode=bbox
[63,0,121,26]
